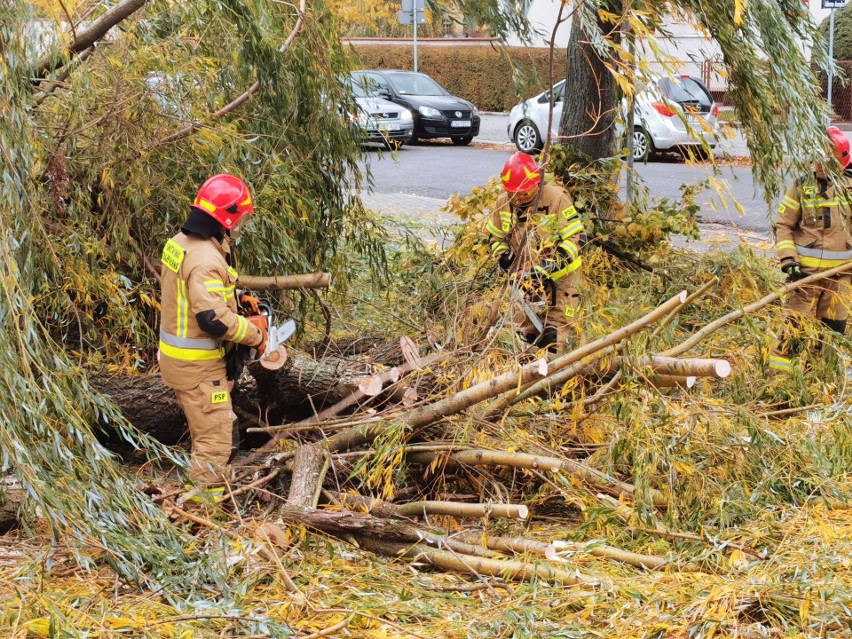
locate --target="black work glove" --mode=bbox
[497,251,514,271]
[781,262,807,283]
[226,344,251,381]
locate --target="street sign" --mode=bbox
[823,0,846,9]
[399,0,426,24]
[398,9,426,24]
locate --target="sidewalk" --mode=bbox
[360,191,770,254]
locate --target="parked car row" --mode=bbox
[342,68,718,160]
[344,70,481,149]
[507,75,719,161]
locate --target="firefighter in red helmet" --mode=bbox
[158,174,268,494]
[486,152,586,355]
[769,126,852,374]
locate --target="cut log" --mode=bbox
[237,272,331,291]
[635,356,730,379]
[286,443,329,508]
[649,375,696,389]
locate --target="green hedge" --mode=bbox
[350,45,558,112]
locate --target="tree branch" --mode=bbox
[147,0,307,150]
[33,0,150,80]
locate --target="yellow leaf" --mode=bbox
[734,0,745,26]
[106,615,142,630]
[24,618,51,638]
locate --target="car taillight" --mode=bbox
[652,102,676,117]
[711,104,719,118]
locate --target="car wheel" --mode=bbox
[451,135,474,146]
[514,119,543,154]
[632,127,653,162]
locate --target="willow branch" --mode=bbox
[660,261,852,358]
[33,0,149,79]
[147,0,306,150]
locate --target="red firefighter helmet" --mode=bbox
[827,126,851,169]
[192,174,254,229]
[501,152,541,193]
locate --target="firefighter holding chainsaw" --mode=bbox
[487,152,587,355]
[769,126,852,374]
[158,174,268,487]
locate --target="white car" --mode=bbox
[350,79,414,149]
[507,76,719,161]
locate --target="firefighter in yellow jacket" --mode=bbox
[486,152,586,355]
[769,126,852,374]
[159,174,268,485]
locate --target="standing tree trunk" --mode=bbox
[558,2,623,161]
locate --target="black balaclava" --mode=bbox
[182,207,225,241]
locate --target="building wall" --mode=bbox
[506,1,839,58]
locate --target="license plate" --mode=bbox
[451,120,471,128]
[379,122,400,131]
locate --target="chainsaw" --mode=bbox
[227,300,297,380]
[253,302,296,370]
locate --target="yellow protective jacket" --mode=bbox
[158,232,263,390]
[774,173,852,270]
[486,183,584,281]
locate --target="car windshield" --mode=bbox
[387,73,446,96]
[658,77,712,106]
[349,80,368,98]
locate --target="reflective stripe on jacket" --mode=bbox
[158,232,262,390]
[774,174,852,270]
[486,183,585,281]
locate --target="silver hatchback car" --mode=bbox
[507,76,719,161]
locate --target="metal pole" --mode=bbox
[413,4,418,72]
[625,22,635,204]
[828,8,836,120]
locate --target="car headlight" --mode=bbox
[472,107,480,116]
[400,109,413,122]
[418,106,442,118]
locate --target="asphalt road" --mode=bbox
[360,140,773,233]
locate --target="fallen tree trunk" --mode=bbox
[249,347,379,413]
[90,347,382,440]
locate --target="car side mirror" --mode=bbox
[377,88,391,99]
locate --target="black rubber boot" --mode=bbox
[229,417,241,462]
[535,326,558,350]
[820,317,847,335]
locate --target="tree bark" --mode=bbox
[407,449,667,507]
[355,538,593,584]
[558,2,623,159]
[238,272,331,291]
[90,347,382,441]
[249,347,380,414]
